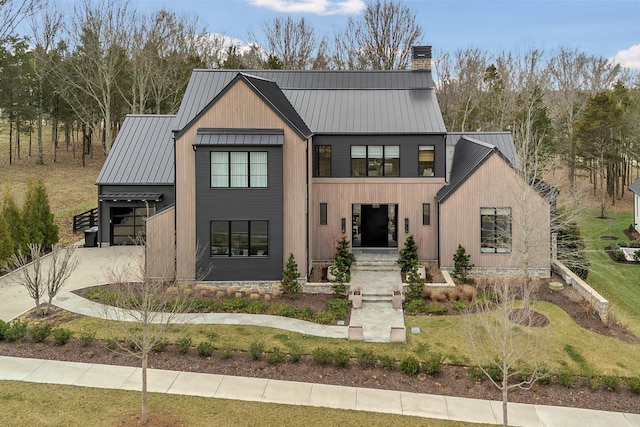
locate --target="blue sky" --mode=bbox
[136,0,640,69]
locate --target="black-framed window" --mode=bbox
[112,206,155,245]
[422,203,430,225]
[210,220,268,257]
[210,151,268,188]
[319,203,328,225]
[351,145,400,177]
[315,145,331,177]
[419,146,435,177]
[481,208,512,253]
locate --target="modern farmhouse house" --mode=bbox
[95,46,552,282]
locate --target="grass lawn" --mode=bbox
[0,381,488,427]
[577,208,640,335]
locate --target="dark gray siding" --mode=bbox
[194,146,284,281]
[97,184,175,245]
[312,134,446,178]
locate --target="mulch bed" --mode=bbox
[624,228,640,241]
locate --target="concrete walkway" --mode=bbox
[0,355,638,427]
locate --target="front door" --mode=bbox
[362,205,388,246]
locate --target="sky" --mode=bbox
[132,0,640,69]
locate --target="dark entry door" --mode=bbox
[361,205,388,246]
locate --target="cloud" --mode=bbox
[247,0,365,15]
[610,44,640,70]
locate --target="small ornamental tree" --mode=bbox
[281,253,301,298]
[2,188,27,254]
[22,179,58,249]
[452,244,474,283]
[398,235,418,272]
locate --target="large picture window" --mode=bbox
[315,145,331,177]
[210,151,268,188]
[419,146,435,176]
[210,220,268,257]
[481,208,511,253]
[351,145,399,177]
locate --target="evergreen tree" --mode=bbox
[22,179,58,249]
[452,244,474,283]
[0,213,13,266]
[397,235,418,272]
[280,253,301,298]
[2,188,27,254]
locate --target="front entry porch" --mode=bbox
[352,204,398,248]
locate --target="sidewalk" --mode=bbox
[0,355,638,427]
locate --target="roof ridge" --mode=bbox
[461,135,496,149]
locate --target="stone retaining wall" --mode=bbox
[551,260,609,322]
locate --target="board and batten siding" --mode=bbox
[311,178,444,261]
[175,79,308,279]
[146,205,176,279]
[439,154,550,271]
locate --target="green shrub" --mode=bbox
[51,328,72,346]
[281,253,301,298]
[452,244,474,283]
[84,287,118,305]
[219,346,233,359]
[626,377,640,394]
[397,235,418,272]
[332,348,350,368]
[335,237,355,270]
[422,353,444,375]
[0,320,8,340]
[379,355,396,370]
[79,331,96,347]
[249,340,265,360]
[354,347,377,368]
[312,347,333,366]
[538,366,552,385]
[405,267,425,302]
[424,302,448,315]
[287,344,303,363]
[453,300,470,312]
[267,346,287,364]
[400,356,420,376]
[246,300,267,314]
[602,375,620,391]
[468,366,485,381]
[5,321,27,342]
[405,299,427,313]
[175,336,192,354]
[127,339,138,352]
[330,237,354,296]
[483,363,503,382]
[28,323,52,343]
[196,341,214,357]
[220,298,249,313]
[557,369,574,387]
[153,339,169,353]
[105,338,118,351]
[326,299,348,319]
[313,311,335,325]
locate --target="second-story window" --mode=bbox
[419,146,435,177]
[315,145,332,177]
[211,151,268,188]
[351,145,400,177]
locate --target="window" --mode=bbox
[210,221,268,256]
[210,151,268,188]
[422,203,430,225]
[419,146,435,177]
[111,206,155,245]
[351,145,400,177]
[315,145,331,177]
[481,208,511,253]
[319,203,327,225]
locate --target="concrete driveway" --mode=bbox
[0,245,143,321]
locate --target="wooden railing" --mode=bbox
[73,207,98,233]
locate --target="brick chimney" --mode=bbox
[412,46,432,71]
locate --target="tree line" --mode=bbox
[1,0,639,214]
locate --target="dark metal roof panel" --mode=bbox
[437,137,495,202]
[446,132,517,166]
[98,192,163,201]
[96,115,175,185]
[630,177,640,195]
[194,129,284,146]
[175,69,441,133]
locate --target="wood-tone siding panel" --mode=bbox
[439,154,550,270]
[175,80,307,279]
[146,206,175,279]
[311,178,444,261]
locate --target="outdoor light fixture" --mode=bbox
[404,218,409,233]
[341,218,346,233]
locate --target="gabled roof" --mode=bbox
[437,136,503,203]
[630,177,640,195]
[445,132,517,166]
[96,115,175,185]
[194,128,284,146]
[174,70,446,134]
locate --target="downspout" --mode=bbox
[437,201,441,268]
[306,137,310,277]
[173,131,178,278]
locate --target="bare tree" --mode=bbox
[0,0,42,44]
[263,16,317,70]
[464,279,547,427]
[333,0,422,70]
[3,243,77,316]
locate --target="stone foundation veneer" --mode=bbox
[439,266,551,278]
[195,279,338,295]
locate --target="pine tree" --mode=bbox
[398,235,418,272]
[2,188,27,254]
[0,213,13,265]
[452,244,474,283]
[22,179,58,249]
[281,253,301,298]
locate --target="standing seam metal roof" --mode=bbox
[174,70,445,134]
[445,132,517,166]
[96,115,175,185]
[194,128,284,146]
